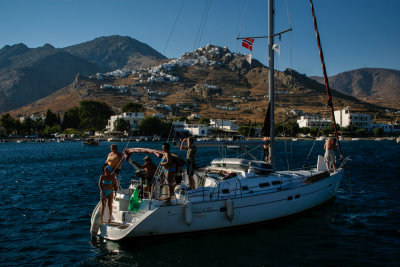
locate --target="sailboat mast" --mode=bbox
[268,0,275,168]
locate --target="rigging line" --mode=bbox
[197,0,212,49]
[301,114,325,168]
[236,0,250,38]
[162,0,186,56]
[284,140,290,170]
[193,0,211,50]
[309,0,343,158]
[284,0,292,28]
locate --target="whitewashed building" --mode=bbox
[297,115,332,128]
[106,112,145,132]
[173,121,213,136]
[334,107,371,130]
[209,119,239,132]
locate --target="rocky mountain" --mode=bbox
[0,35,167,113]
[9,45,391,124]
[312,68,400,109]
[63,35,167,70]
[0,44,103,113]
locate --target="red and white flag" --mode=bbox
[242,38,254,51]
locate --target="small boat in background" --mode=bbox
[83,138,99,146]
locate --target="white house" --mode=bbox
[209,119,239,132]
[106,112,145,132]
[173,121,213,136]
[334,107,371,130]
[297,115,332,128]
[370,122,400,134]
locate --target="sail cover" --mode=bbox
[261,102,271,137]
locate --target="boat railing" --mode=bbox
[234,179,243,198]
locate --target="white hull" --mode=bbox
[91,159,343,240]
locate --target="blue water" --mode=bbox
[1,140,399,266]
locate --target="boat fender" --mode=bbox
[225,199,234,221]
[184,201,192,225]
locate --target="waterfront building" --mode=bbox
[172,121,213,137]
[106,112,144,132]
[297,115,332,128]
[334,107,371,130]
[209,119,239,132]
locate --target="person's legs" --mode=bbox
[332,162,337,173]
[101,197,107,223]
[107,193,113,223]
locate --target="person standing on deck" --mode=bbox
[160,143,175,200]
[263,136,270,163]
[180,137,196,189]
[98,165,118,224]
[324,137,337,173]
[105,144,122,174]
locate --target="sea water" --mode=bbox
[0,140,399,266]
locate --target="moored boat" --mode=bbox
[90,0,348,241]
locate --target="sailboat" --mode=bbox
[90,0,346,240]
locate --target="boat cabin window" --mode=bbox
[259,182,270,188]
[271,181,281,186]
[242,186,249,191]
[222,189,230,194]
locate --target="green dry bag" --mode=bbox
[129,187,140,212]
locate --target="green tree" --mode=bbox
[238,126,255,137]
[373,127,384,137]
[355,128,366,136]
[43,125,62,136]
[121,103,144,112]
[62,107,81,129]
[282,121,300,137]
[199,117,210,125]
[44,109,59,126]
[33,118,45,135]
[114,118,130,132]
[79,100,114,130]
[309,127,319,137]
[0,114,16,136]
[22,117,34,135]
[139,117,170,136]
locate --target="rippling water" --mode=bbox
[1,140,399,266]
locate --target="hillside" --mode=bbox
[312,68,400,109]
[0,44,102,113]
[63,35,167,70]
[9,45,392,124]
[0,35,167,113]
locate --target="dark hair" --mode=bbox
[162,142,170,152]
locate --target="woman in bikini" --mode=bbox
[98,165,118,224]
[160,143,175,200]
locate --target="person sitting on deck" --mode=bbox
[128,155,157,193]
[324,137,337,173]
[98,165,118,224]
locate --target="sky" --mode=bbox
[0,0,399,77]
